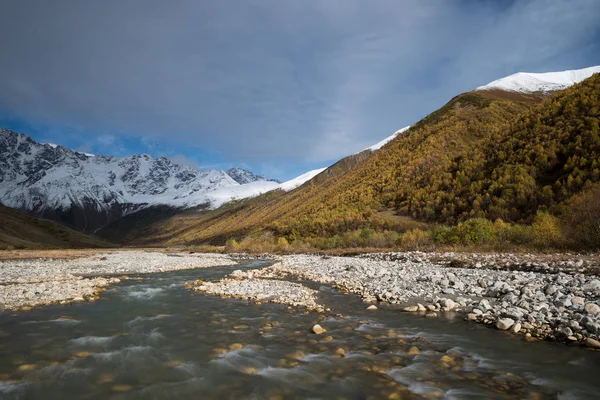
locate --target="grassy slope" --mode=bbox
[0,204,113,249]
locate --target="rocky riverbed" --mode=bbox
[209,252,600,349]
[0,251,236,311]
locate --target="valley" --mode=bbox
[1,66,600,399]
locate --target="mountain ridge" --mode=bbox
[96,70,600,249]
[0,128,280,230]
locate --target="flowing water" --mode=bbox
[0,260,599,399]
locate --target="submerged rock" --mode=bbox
[312,324,326,335]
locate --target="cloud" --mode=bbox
[0,0,598,166]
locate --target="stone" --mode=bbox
[585,322,600,333]
[584,303,600,315]
[228,343,244,350]
[241,366,257,374]
[366,305,378,310]
[402,306,419,312]
[571,296,585,306]
[311,324,326,334]
[407,346,420,355]
[582,279,600,291]
[417,303,426,312]
[496,318,515,331]
[439,355,455,366]
[439,298,456,310]
[111,384,133,392]
[511,322,522,334]
[16,364,37,372]
[557,327,573,338]
[585,337,600,349]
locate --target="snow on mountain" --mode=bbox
[207,180,281,207]
[476,66,600,93]
[362,126,411,153]
[280,168,327,191]
[226,167,280,184]
[0,128,275,230]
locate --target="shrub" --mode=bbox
[224,238,239,252]
[531,211,564,248]
[559,183,600,249]
[456,218,496,245]
[275,237,290,252]
[399,229,433,250]
[433,225,460,244]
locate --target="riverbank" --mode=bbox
[0,251,236,311]
[212,252,600,349]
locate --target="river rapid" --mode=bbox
[0,260,599,399]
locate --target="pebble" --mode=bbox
[312,324,327,335]
[511,322,522,334]
[586,338,600,349]
[111,384,133,392]
[366,305,378,310]
[585,303,600,315]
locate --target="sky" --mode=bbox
[0,1,599,180]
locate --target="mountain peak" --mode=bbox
[226,167,280,184]
[476,65,600,94]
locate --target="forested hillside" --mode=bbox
[100,74,600,250]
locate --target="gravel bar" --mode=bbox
[0,251,236,311]
[192,270,323,310]
[248,252,600,349]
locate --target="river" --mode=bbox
[0,260,599,399]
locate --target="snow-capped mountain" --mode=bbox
[476,65,600,93]
[0,128,278,230]
[226,167,280,185]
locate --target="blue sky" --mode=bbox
[0,0,599,180]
